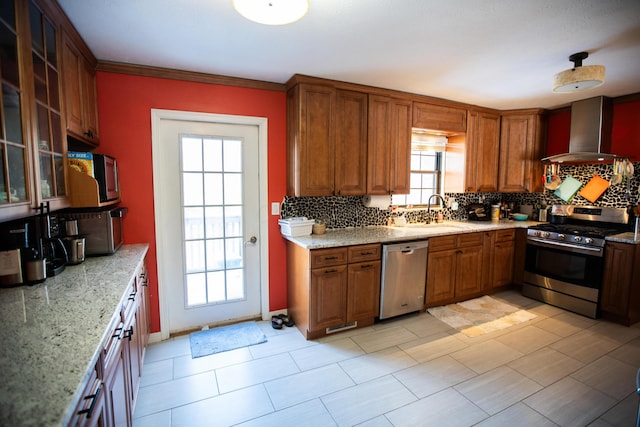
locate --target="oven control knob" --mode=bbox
[574,236,583,242]
[585,237,593,244]
[543,232,551,238]
[558,233,566,240]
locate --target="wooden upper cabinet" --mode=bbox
[335,90,368,195]
[412,101,467,133]
[61,32,99,145]
[287,83,336,196]
[465,110,501,192]
[498,110,545,193]
[367,95,411,195]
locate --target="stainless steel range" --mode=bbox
[523,205,630,318]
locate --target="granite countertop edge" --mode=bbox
[0,243,149,427]
[283,221,640,248]
[282,220,541,249]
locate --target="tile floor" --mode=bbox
[133,291,640,427]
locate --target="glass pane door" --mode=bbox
[181,135,246,307]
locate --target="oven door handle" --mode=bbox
[527,237,604,257]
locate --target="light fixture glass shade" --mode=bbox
[233,0,309,25]
[553,65,605,92]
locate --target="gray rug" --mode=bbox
[189,321,267,358]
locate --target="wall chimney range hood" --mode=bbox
[543,96,615,163]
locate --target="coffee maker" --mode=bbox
[35,202,68,277]
[0,218,46,286]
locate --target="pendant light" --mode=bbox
[553,52,605,93]
[233,0,309,25]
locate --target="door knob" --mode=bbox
[247,236,257,244]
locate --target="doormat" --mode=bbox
[189,321,267,358]
[427,295,536,337]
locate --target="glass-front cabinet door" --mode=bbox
[0,0,29,207]
[30,0,65,201]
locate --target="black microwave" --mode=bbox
[93,154,119,202]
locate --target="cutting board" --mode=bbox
[554,175,582,202]
[579,174,610,203]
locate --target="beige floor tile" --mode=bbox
[592,392,640,427]
[399,332,468,363]
[139,358,173,388]
[234,399,337,427]
[523,377,617,427]
[134,370,218,418]
[450,339,524,374]
[571,355,638,400]
[588,320,640,344]
[339,346,417,384]
[248,328,317,359]
[394,355,476,398]
[290,337,364,371]
[534,311,596,337]
[143,335,191,363]
[526,301,568,318]
[132,410,171,427]
[609,336,640,366]
[550,329,621,364]
[321,375,417,427]
[474,402,559,427]
[394,312,456,338]
[455,366,543,415]
[264,364,354,410]
[216,352,300,393]
[385,388,488,427]
[171,384,274,427]
[509,347,584,387]
[351,325,418,353]
[496,325,562,354]
[172,346,253,379]
[355,416,394,427]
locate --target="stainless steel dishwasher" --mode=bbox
[379,240,429,319]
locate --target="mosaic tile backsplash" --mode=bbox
[280,162,640,229]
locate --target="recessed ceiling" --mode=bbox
[57,0,640,110]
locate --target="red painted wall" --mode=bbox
[95,72,288,333]
[546,99,640,160]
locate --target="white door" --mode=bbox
[152,110,267,336]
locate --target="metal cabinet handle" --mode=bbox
[123,326,134,341]
[77,384,102,418]
[112,327,123,339]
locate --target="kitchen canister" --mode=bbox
[491,205,500,221]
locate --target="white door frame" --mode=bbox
[151,109,270,341]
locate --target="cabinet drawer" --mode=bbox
[458,232,483,247]
[311,247,348,268]
[494,229,515,242]
[348,244,381,263]
[429,234,458,251]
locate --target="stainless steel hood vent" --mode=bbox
[543,96,615,163]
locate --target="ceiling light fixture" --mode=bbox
[233,0,309,26]
[553,52,605,93]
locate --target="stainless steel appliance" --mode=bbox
[61,218,85,265]
[64,207,127,255]
[380,240,429,319]
[523,205,629,318]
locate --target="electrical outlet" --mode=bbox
[271,202,280,215]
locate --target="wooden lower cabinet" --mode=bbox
[288,243,381,339]
[75,257,150,427]
[482,229,516,290]
[600,241,640,325]
[71,366,108,427]
[426,233,483,306]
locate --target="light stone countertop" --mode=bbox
[606,232,640,244]
[0,244,149,427]
[282,220,541,249]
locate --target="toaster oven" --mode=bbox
[64,207,127,255]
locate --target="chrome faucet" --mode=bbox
[427,194,445,223]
